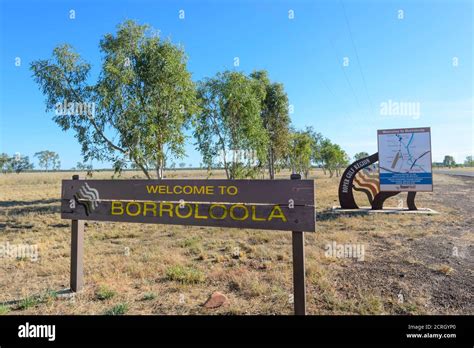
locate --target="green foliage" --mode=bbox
[320,139,350,177]
[353,152,370,161]
[141,293,156,301]
[42,290,59,302]
[75,161,93,171]
[180,236,203,255]
[287,130,314,178]
[12,155,34,174]
[305,127,325,167]
[285,127,349,179]
[250,70,291,179]
[34,150,60,171]
[194,70,268,179]
[29,20,351,179]
[443,155,456,167]
[0,153,12,173]
[165,265,205,284]
[0,305,10,315]
[105,303,128,315]
[463,155,473,167]
[180,236,201,248]
[0,154,34,174]
[95,286,116,301]
[30,20,198,179]
[18,296,40,310]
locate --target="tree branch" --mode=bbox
[60,69,127,154]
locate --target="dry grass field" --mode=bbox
[0,169,472,315]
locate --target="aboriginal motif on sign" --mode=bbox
[338,153,417,210]
[74,182,100,215]
[353,164,380,205]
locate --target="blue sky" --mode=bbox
[0,0,472,169]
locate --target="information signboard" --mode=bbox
[377,127,433,192]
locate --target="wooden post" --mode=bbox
[70,175,84,292]
[291,173,306,315]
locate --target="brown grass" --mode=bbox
[0,169,472,315]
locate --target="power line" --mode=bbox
[317,73,354,121]
[339,0,376,118]
[328,37,362,110]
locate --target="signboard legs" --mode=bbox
[291,173,307,315]
[70,175,84,292]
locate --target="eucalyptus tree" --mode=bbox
[464,156,473,167]
[287,130,315,179]
[0,153,11,174]
[353,152,370,161]
[34,150,60,171]
[320,139,350,177]
[250,70,291,179]
[31,20,198,179]
[305,126,324,168]
[194,71,268,179]
[11,156,34,174]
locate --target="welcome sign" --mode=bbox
[61,179,316,232]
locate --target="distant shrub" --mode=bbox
[0,305,10,314]
[165,265,205,284]
[95,286,116,301]
[105,303,128,315]
[18,296,40,310]
[141,293,156,301]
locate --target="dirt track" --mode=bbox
[324,174,473,314]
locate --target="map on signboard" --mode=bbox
[377,128,432,192]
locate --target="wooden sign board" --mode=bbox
[61,179,316,232]
[63,175,312,315]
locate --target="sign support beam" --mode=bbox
[70,175,84,292]
[63,174,315,313]
[291,173,306,315]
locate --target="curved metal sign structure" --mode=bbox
[338,153,417,210]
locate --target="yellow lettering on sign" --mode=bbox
[251,206,266,221]
[160,202,174,217]
[175,203,192,218]
[230,204,249,221]
[194,204,208,219]
[227,186,238,195]
[268,205,287,222]
[209,204,227,220]
[146,185,218,196]
[143,202,157,216]
[126,202,141,216]
[217,185,239,195]
[194,186,204,195]
[146,185,158,194]
[111,201,124,215]
[110,201,290,226]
